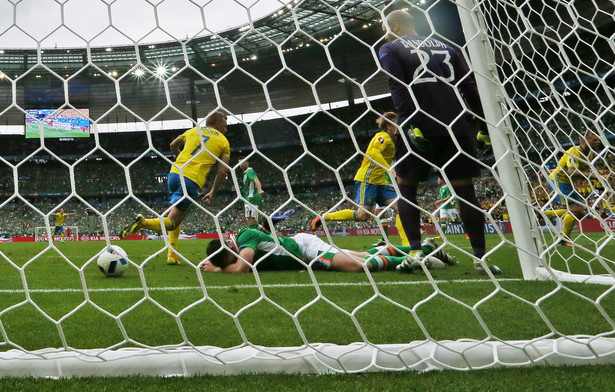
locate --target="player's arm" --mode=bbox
[453,50,484,119]
[378,46,415,115]
[254,176,265,196]
[220,247,254,273]
[202,156,230,204]
[434,195,452,206]
[170,136,184,157]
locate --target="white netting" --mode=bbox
[0,0,614,378]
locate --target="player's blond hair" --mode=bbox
[206,111,227,128]
[376,112,398,131]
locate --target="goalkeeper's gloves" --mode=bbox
[476,131,491,147]
[408,127,431,153]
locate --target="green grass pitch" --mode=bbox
[0,233,614,387]
[25,122,89,138]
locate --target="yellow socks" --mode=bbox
[141,217,174,231]
[545,209,568,218]
[168,225,180,253]
[325,210,356,221]
[563,213,577,238]
[396,214,409,246]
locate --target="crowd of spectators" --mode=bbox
[1,91,614,237]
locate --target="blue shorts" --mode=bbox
[354,181,397,207]
[168,172,201,211]
[54,226,64,234]
[547,179,582,205]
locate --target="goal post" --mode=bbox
[455,0,545,280]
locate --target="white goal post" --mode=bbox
[1,0,615,379]
[34,226,79,242]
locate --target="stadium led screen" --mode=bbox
[25,108,91,138]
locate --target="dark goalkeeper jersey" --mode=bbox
[378,35,484,137]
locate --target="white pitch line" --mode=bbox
[0,278,524,294]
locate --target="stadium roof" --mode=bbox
[0,0,393,128]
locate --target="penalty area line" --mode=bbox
[0,278,524,294]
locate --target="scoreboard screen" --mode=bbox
[25,108,90,138]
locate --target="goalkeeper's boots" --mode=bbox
[167,252,180,265]
[121,214,144,239]
[310,216,322,231]
[474,258,501,275]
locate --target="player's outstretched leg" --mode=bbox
[121,214,144,239]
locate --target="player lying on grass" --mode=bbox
[201,229,456,274]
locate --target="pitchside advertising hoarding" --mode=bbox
[5,219,614,242]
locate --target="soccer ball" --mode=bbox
[97,245,129,277]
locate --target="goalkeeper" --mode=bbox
[379,10,499,275]
[201,228,456,274]
[120,111,230,265]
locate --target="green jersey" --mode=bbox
[241,167,262,206]
[439,185,455,210]
[234,229,305,270]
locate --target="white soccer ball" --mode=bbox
[97,245,129,277]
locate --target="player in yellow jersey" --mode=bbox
[120,111,230,264]
[53,207,76,243]
[545,132,603,245]
[311,112,409,246]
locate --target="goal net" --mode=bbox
[0,0,614,378]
